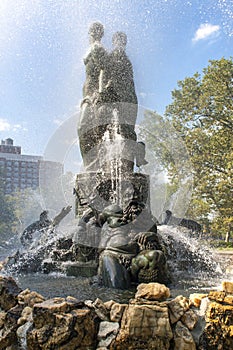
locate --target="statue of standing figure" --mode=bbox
[78,22,108,170]
[82,22,107,99]
[78,23,145,172]
[100,31,137,105]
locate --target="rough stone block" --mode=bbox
[222,281,233,294]
[208,291,226,303]
[17,306,32,326]
[200,321,233,350]
[167,295,191,324]
[135,282,170,301]
[0,311,6,329]
[17,289,45,307]
[62,261,98,277]
[104,300,115,310]
[32,297,84,328]
[181,309,198,330]
[0,276,22,311]
[189,293,208,308]
[206,301,233,324]
[98,321,119,339]
[174,321,196,350]
[110,303,127,322]
[27,304,99,350]
[111,302,172,349]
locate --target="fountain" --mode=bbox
[1,18,233,350]
[65,23,171,289]
[3,22,223,293]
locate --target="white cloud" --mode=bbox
[0,118,11,131]
[0,118,27,132]
[12,124,28,132]
[193,23,220,42]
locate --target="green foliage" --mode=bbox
[208,240,233,249]
[7,188,43,230]
[0,171,17,237]
[143,57,233,235]
[141,109,193,217]
[0,171,74,239]
[0,193,15,235]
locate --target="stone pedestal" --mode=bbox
[75,171,150,217]
[61,261,98,277]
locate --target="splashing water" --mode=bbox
[4,223,223,283]
[101,108,124,205]
[158,225,223,283]
[4,224,74,275]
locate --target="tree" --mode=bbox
[0,171,17,244]
[140,109,194,223]
[7,188,43,230]
[163,57,233,236]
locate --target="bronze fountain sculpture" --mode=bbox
[74,22,168,289]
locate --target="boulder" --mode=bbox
[135,282,170,301]
[17,288,45,307]
[32,296,84,328]
[98,321,119,339]
[98,333,117,349]
[208,291,233,305]
[27,297,99,350]
[173,321,196,350]
[222,281,233,294]
[167,295,191,324]
[0,328,18,350]
[199,300,233,349]
[206,301,233,324]
[208,291,226,303]
[93,298,110,321]
[0,276,22,311]
[0,304,23,349]
[85,298,110,321]
[17,306,33,326]
[111,301,172,349]
[17,321,32,350]
[110,302,127,322]
[5,304,24,327]
[0,312,6,329]
[181,309,198,330]
[104,300,115,310]
[189,293,208,308]
[199,297,211,317]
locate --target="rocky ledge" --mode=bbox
[0,276,233,349]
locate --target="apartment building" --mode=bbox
[0,138,63,194]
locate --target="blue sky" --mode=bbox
[0,0,232,162]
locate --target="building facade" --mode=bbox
[0,138,63,195]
